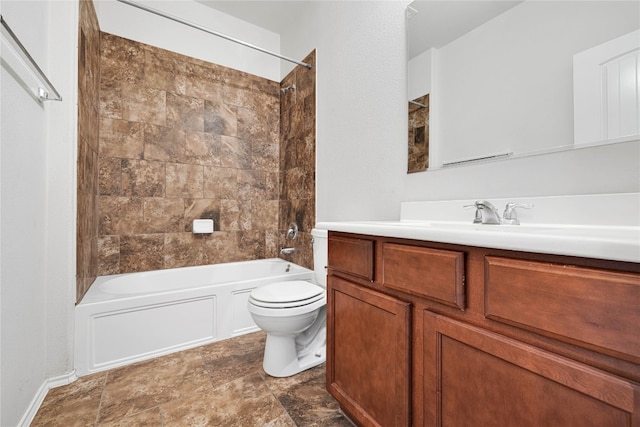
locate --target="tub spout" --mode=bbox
[280,247,295,255]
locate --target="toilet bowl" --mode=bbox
[248,228,328,377]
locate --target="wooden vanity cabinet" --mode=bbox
[326,234,411,426]
[326,231,640,427]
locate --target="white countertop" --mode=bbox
[316,194,640,263]
[316,220,639,263]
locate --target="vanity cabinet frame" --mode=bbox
[326,231,640,427]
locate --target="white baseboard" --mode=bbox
[18,370,78,427]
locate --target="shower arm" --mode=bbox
[116,0,312,70]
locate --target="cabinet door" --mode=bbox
[423,311,640,426]
[327,275,411,427]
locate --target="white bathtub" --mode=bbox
[74,258,313,376]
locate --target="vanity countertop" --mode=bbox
[316,193,640,263]
[316,220,639,263]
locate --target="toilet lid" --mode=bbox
[250,281,323,305]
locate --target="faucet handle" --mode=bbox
[502,203,534,225]
[463,203,483,224]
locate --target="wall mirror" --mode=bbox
[407,1,640,172]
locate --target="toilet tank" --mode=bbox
[311,228,328,288]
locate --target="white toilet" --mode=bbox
[248,228,328,377]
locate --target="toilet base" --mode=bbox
[262,312,326,377]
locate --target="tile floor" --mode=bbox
[31,332,353,426]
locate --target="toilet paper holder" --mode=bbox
[193,219,214,234]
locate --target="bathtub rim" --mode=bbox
[78,257,312,305]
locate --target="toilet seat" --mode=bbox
[249,281,324,309]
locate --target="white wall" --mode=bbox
[0,1,77,425]
[44,0,78,386]
[408,48,431,101]
[94,0,282,81]
[281,1,410,221]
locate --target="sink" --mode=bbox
[362,220,636,240]
[364,220,624,236]
[402,221,561,233]
[530,225,638,239]
[417,222,636,238]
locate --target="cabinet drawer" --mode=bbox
[382,243,465,310]
[485,256,640,361]
[328,234,374,281]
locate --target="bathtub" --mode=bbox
[74,258,313,376]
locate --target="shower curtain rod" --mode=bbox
[116,0,312,69]
[1,15,62,101]
[409,100,427,108]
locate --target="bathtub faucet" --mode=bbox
[280,247,295,255]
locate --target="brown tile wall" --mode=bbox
[278,51,316,269]
[76,0,101,302]
[97,34,316,275]
[408,94,429,173]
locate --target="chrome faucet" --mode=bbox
[466,200,502,224]
[465,200,534,225]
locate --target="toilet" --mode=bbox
[248,228,328,377]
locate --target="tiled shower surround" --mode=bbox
[95,33,316,280]
[278,52,316,269]
[76,0,101,302]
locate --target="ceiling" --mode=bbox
[194,1,311,34]
[408,1,522,58]
[195,0,522,59]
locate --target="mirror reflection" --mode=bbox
[408,94,429,172]
[407,1,640,171]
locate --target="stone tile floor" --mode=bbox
[32,332,353,426]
